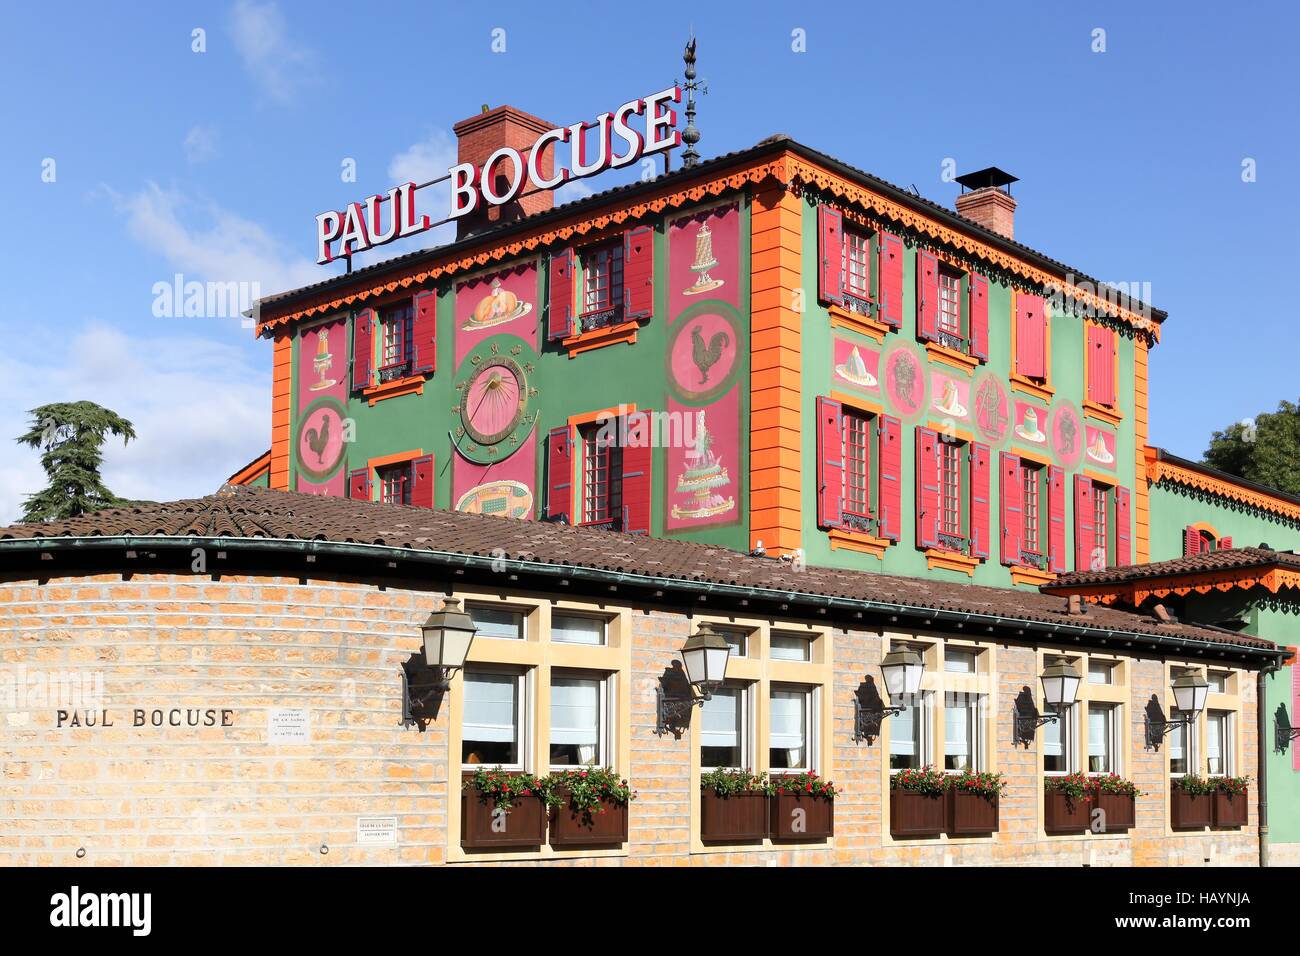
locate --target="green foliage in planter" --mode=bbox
[947,769,1006,798]
[1045,771,1091,801]
[767,770,837,800]
[890,766,946,795]
[1089,772,1141,797]
[1172,773,1218,796]
[463,766,546,811]
[1217,775,1250,796]
[541,767,636,824]
[700,768,769,797]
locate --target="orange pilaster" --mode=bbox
[1134,335,1150,562]
[270,333,292,490]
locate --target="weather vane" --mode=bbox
[679,31,706,168]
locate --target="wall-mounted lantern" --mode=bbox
[854,646,925,742]
[655,624,732,735]
[402,598,478,727]
[1013,658,1081,746]
[1144,671,1209,749]
[1276,711,1300,753]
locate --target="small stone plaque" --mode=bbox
[267,708,310,743]
[357,817,398,845]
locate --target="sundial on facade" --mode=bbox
[455,350,537,462]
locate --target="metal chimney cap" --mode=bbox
[955,166,1019,193]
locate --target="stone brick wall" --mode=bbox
[0,571,1264,866]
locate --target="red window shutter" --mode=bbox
[1220,535,1233,549]
[1016,293,1046,379]
[915,426,940,549]
[1184,525,1202,556]
[622,226,654,321]
[548,249,575,341]
[1087,325,1116,405]
[546,426,573,522]
[1047,465,1066,573]
[409,454,435,509]
[817,205,844,307]
[1114,485,1131,566]
[351,308,374,392]
[347,467,370,501]
[412,291,436,375]
[878,414,902,541]
[999,452,1023,566]
[916,250,940,343]
[815,397,844,529]
[877,232,904,328]
[970,442,991,560]
[968,273,989,362]
[1074,475,1096,570]
[1102,328,1117,406]
[620,411,653,534]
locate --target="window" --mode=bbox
[842,409,872,521]
[377,301,414,381]
[944,692,981,771]
[840,226,873,311]
[938,268,962,342]
[581,241,623,319]
[471,606,525,641]
[889,694,929,771]
[1043,703,1075,774]
[1168,710,1192,776]
[549,674,607,767]
[770,631,812,662]
[940,440,963,537]
[1022,463,1042,556]
[700,683,749,770]
[1087,703,1120,774]
[1206,671,1229,694]
[377,463,411,505]
[769,687,813,771]
[578,422,622,526]
[462,669,525,767]
[716,627,748,658]
[944,648,978,674]
[1206,711,1233,776]
[552,613,606,646]
[1088,660,1115,685]
[1093,485,1110,564]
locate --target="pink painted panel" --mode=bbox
[831,338,880,394]
[669,202,740,319]
[454,261,539,365]
[929,371,971,423]
[665,385,740,532]
[1084,425,1117,470]
[1050,401,1084,469]
[452,431,536,520]
[295,315,348,496]
[1011,400,1048,447]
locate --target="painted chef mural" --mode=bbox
[294,315,349,495]
[664,201,743,531]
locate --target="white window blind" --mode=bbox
[944,693,974,769]
[1088,704,1114,772]
[552,614,604,645]
[891,701,918,756]
[771,633,811,661]
[1207,711,1228,775]
[700,685,740,749]
[770,689,807,760]
[463,672,518,743]
[550,677,599,749]
[944,650,977,674]
[472,607,523,640]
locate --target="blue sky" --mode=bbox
[1,0,1296,522]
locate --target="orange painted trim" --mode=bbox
[828,527,891,558]
[1083,399,1124,426]
[1144,449,1300,522]
[228,450,271,486]
[561,319,639,357]
[566,403,635,431]
[830,391,884,416]
[925,549,979,577]
[1011,445,1053,468]
[1050,566,1300,606]
[926,420,975,444]
[924,341,979,374]
[1134,338,1151,563]
[828,304,889,343]
[363,374,425,406]
[1009,373,1054,403]
[367,448,425,471]
[1010,565,1057,587]
[270,333,292,490]
[1084,469,1116,488]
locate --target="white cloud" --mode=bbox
[0,323,268,525]
[554,178,596,206]
[183,124,219,164]
[387,128,457,186]
[229,0,317,104]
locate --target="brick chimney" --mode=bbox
[452,105,558,239]
[954,167,1019,240]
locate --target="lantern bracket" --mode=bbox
[401,658,455,730]
[655,683,718,737]
[1013,707,1063,748]
[852,697,905,744]
[1275,717,1300,753]
[1144,712,1193,750]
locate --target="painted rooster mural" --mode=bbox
[305,414,331,465]
[690,324,730,385]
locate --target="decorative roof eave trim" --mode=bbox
[1144,447,1300,522]
[1050,565,1300,606]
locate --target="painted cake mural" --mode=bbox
[832,337,880,394]
[1012,399,1048,447]
[665,202,743,532]
[454,261,538,364]
[294,315,349,495]
[1084,425,1117,469]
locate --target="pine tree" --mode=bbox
[16,402,137,522]
[1203,399,1300,497]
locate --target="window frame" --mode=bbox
[768,684,817,774]
[376,299,415,382]
[578,238,625,329]
[1205,709,1233,777]
[942,690,983,772]
[468,604,527,641]
[699,680,753,773]
[460,665,530,772]
[841,406,875,525]
[577,421,623,529]
[1086,701,1122,775]
[839,223,876,315]
[547,669,613,771]
[550,612,608,647]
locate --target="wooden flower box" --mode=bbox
[548,790,629,847]
[769,792,834,841]
[1043,791,1090,834]
[1170,789,1212,830]
[946,788,999,836]
[1212,789,1248,829]
[461,792,546,849]
[1093,792,1135,833]
[700,791,768,842]
[889,788,945,838]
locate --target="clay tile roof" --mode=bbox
[1045,546,1300,589]
[0,486,1274,654]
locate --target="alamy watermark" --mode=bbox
[152,273,261,327]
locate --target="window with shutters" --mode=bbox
[1083,322,1122,423]
[578,240,624,331]
[938,269,962,341]
[840,226,874,315]
[578,422,623,529]
[1021,462,1045,566]
[940,440,964,541]
[842,409,873,524]
[1090,480,1113,570]
[377,300,414,382]
[377,463,411,505]
[1011,293,1052,400]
